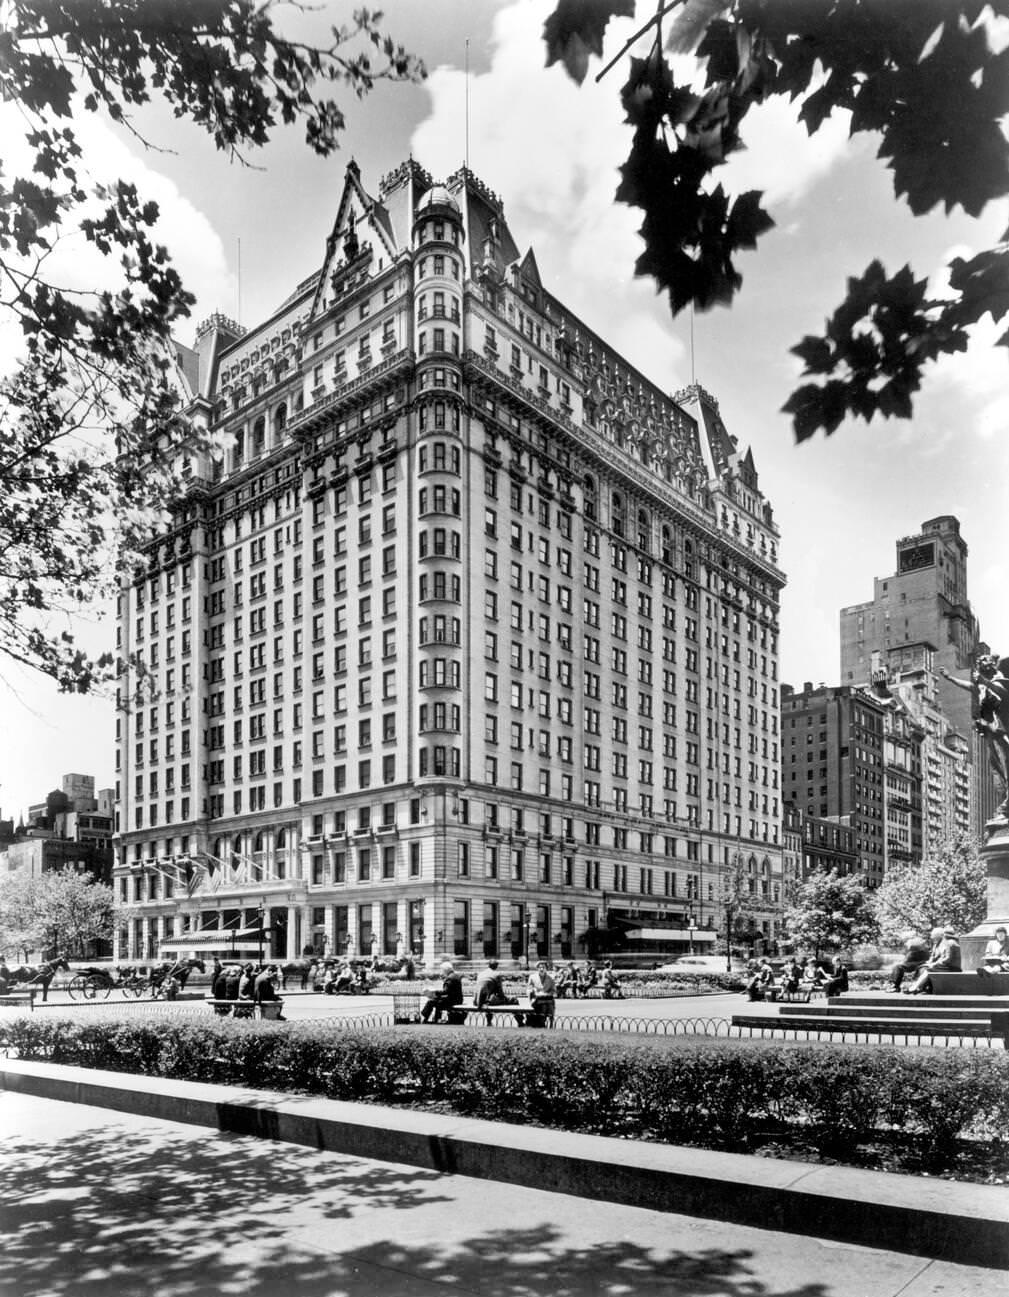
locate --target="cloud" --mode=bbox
[0,100,234,354]
[412,0,686,390]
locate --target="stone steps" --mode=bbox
[733,1013,996,1038]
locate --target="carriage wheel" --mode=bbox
[81,976,100,1000]
[67,975,88,1001]
[93,975,112,1000]
[121,977,144,999]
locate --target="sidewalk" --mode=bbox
[2,1087,1007,1297]
[2,1058,1007,1276]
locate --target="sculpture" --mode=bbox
[942,654,1009,821]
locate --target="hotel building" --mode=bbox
[113,160,786,967]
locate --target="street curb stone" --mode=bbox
[2,1057,1007,1269]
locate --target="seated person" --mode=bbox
[332,961,355,993]
[891,935,930,992]
[745,959,775,1001]
[803,958,827,986]
[979,926,1009,975]
[909,926,961,993]
[421,961,464,1023]
[822,955,848,997]
[600,960,623,999]
[528,960,557,1024]
[253,965,286,1020]
[578,963,598,994]
[781,957,803,995]
[474,959,517,1023]
[555,962,578,998]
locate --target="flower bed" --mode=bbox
[3,1016,1008,1180]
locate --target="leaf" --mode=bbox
[543,0,636,85]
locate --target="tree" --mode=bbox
[872,833,987,944]
[783,868,877,960]
[720,852,762,966]
[0,866,116,958]
[544,0,1009,440]
[1,1,424,690]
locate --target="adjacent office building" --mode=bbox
[840,516,995,832]
[112,160,787,966]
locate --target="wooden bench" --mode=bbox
[0,987,39,1010]
[770,982,827,1003]
[427,1000,554,1027]
[206,999,284,1020]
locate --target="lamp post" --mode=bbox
[687,905,696,956]
[523,910,532,970]
[257,903,265,966]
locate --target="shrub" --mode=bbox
[3,1016,1007,1175]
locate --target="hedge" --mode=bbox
[3,1016,1008,1170]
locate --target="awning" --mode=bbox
[158,931,266,952]
[626,927,718,944]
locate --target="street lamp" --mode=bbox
[687,905,696,956]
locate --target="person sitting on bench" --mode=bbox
[528,960,557,1025]
[745,958,775,1001]
[978,926,1009,975]
[822,954,848,997]
[474,959,518,1023]
[891,934,930,992]
[909,926,961,994]
[421,961,464,1022]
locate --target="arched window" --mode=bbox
[661,526,673,565]
[251,416,266,457]
[274,402,287,433]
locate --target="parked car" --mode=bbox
[655,955,746,973]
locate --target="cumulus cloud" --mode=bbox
[410,0,856,391]
[0,100,234,358]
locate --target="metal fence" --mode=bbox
[9,997,1002,1049]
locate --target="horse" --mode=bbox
[9,956,70,1002]
[150,957,205,1000]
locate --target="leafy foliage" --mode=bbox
[0,865,114,958]
[0,1,423,689]
[783,867,878,959]
[872,833,987,944]
[543,0,1009,438]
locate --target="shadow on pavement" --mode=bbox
[0,1117,831,1297]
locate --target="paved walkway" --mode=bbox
[2,1090,1006,1297]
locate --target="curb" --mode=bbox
[2,1058,1007,1270]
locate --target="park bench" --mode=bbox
[0,987,39,1010]
[206,999,284,1020]
[768,981,827,1004]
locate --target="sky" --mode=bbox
[2,0,1007,820]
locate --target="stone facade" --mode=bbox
[112,161,787,967]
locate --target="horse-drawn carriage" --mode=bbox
[66,967,146,999]
[65,959,205,1000]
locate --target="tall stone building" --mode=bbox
[112,160,786,967]
[839,516,993,834]
[780,683,922,886]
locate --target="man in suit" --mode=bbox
[421,960,464,1022]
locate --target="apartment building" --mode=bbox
[113,159,786,966]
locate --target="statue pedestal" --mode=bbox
[961,819,1009,971]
